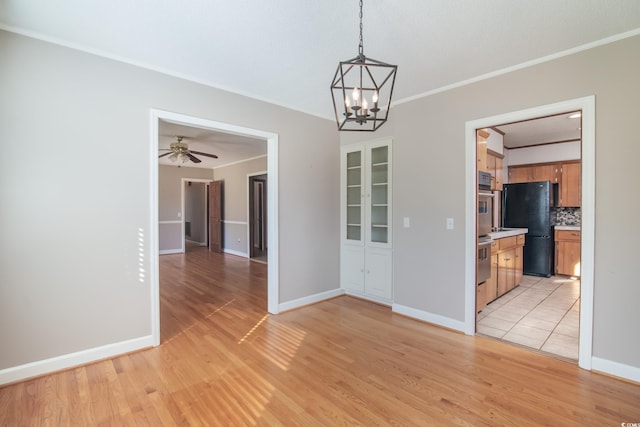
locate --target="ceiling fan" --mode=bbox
[159,136,218,164]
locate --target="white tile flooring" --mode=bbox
[477,275,580,361]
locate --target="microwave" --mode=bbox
[478,171,491,191]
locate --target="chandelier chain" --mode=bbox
[358,0,364,56]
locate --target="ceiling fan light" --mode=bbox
[169,153,178,162]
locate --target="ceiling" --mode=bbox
[495,111,582,149]
[158,120,266,169]
[1,1,638,165]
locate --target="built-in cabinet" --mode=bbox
[508,160,581,207]
[341,139,393,302]
[555,229,581,277]
[477,234,524,312]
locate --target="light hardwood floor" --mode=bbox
[1,248,639,425]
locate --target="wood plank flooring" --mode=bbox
[1,247,639,425]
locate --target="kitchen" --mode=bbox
[475,112,582,361]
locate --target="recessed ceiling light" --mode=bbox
[568,112,581,119]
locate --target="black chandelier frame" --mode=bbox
[330,0,397,132]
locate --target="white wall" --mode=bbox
[159,165,213,253]
[506,141,581,165]
[341,34,640,376]
[0,30,339,381]
[213,156,268,257]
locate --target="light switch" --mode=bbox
[403,217,410,228]
[178,212,182,218]
[446,218,454,230]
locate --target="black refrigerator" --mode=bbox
[502,181,556,277]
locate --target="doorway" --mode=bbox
[184,180,211,251]
[464,96,595,370]
[151,109,280,347]
[475,114,582,362]
[249,173,268,263]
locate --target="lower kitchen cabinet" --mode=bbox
[477,234,524,312]
[555,229,581,277]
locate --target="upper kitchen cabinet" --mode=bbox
[559,161,581,207]
[508,163,558,184]
[477,129,490,173]
[508,160,581,207]
[487,151,504,191]
[477,128,504,190]
[340,139,393,303]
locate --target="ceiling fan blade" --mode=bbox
[158,152,173,158]
[186,153,202,163]
[190,150,218,159]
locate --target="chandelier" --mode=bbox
[330,0,397,131]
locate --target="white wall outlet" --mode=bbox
[403,217,410,228]
[446,217,454,230]
[177,212,181,218]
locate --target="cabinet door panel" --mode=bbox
[509,166,530,183]
[514,246,523,286]
[364,247,392,299]
[533,164,558,182]
[341,245,365,293]
[560,162,581,207]
[556,241,581,277]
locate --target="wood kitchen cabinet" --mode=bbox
[477,234,523,312]
[486,150,504,191]
[555,229,581,277]
[559,161,581,207]
[494,156,504,190]
[508,163,558,183]
[508,160,581,206]
[477,129,490,173]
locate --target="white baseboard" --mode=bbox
[159,249,183,255]
[223,248,249,258]
[0,335,154,386]
[392,303,466,333]
[279,288,345,312]
[185,239,207,246]
[344,290,392,306]
[592,356,640,383]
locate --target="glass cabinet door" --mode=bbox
[368,145,389,244]
[345,150,363,242]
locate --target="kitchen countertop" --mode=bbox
[555,225,581,231]
[488,228,528,239]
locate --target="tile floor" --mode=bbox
[477,275,580,361]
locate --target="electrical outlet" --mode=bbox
[446,218,454,230]
[403,217,410,228]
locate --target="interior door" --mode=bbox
[208,180,223,253]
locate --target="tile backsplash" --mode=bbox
[556,207,581,226]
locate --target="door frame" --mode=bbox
[150,109,280,346]
[247,171,268,260]
[464,96,595,370]
[182,178,212,248]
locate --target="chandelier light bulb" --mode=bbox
[372,91,379,103]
